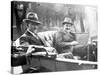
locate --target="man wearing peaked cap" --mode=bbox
[54,17,78,59]
[62,17,74,33]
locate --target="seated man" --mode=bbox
[53,17,78,59]
[12,12,56,74]
[19,12,56,52]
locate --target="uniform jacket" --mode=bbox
[53,29,76,54]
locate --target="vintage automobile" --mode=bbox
[11,31,97,74]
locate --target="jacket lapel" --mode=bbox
[25,31,44,45]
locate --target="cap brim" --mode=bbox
[23,19,42,25]
[62,22,73,25]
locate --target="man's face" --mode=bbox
[63,23,72,32]
[28,22,39,33]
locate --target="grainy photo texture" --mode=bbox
[11,1,98,74]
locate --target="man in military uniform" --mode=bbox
[54,17,78,58]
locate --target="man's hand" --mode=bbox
[44,47,57,53]
[64,41,79,46]
[70,41,79,45]
[26,46,35,56]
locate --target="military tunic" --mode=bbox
[53,29,76,54]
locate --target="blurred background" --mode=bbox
[11,1,98,41]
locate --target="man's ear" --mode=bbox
[26,22,30,28]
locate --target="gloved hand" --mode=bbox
[57,52,73,59]
[26,46,35,56]
[70,41,79,45]
[44,47,57,53]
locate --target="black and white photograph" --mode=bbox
[11,0,98,74]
